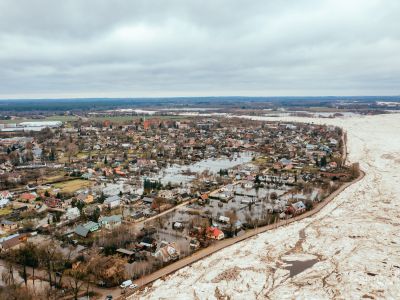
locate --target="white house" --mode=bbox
[0,199,10,208]
[104,195,120,209]
[99,214,122,230]
[66,207,80,220]
[244,181,254,189]
[154,241,180,262]
[218,215,230,224]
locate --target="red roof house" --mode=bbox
[207,227,224,240]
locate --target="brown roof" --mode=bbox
[200,194,209,200]
[0,234,28,250]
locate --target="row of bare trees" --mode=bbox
[0,239,127,300]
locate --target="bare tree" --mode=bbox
[37,241,64,289]
[15,242,39,287]
[64,141,78,163]
[65,268,86,300]
[86,255,126,287]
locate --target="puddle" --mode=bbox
[283,258,319,277]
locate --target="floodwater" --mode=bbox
[155,152,254,185]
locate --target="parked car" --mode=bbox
[129,283,138,289]
[120,279,132,288]
[105,295,112,300]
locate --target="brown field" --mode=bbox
[52,179,92,194]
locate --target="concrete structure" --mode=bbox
[0,121,62,132]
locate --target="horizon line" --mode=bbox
[1,95,400,101]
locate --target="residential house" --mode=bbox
[19,192,37,203]
[189,238,200,250]
[0,191,12,200]
[84,221,100,232]
[77,192,94,204]
[84,194,94,204]
[32,146,42,163]
[139,236,157,249]
[1,219,18,231]
[154,241,180,262]
[172,221,184,230]
[0,198,10,208]
[116,248,135,260]
[74,225,89,238]
[81,173,93,180]
[198,193,209,204]
[104,195,120,209]
[329,138,338,146]
[329,161,338,169]
[114,167,126,176]
[130,211,145,222]
[44,197,62,208]
[218,216,230,224]
[142,197,154,205]
[66,207,80,220]
[207,227,225,240]
[99,214,122,230]
[158,190,175,200]
[244,181,253,189]
[0,233,28,251]
[74,221,100,237]
[291,201,306,215]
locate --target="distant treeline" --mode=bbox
[0,96,399,112]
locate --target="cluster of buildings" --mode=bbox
[0,115,350,285]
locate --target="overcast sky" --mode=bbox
[0,0,399,99]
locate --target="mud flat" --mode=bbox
[134,113,400,300]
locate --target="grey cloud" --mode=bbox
[0,0,399,98]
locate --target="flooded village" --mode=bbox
[0,114,357,299]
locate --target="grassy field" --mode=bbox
[252,156,270,166]
[52,179,92,194]
[76,152,89,159]
[0,208,12,216]
[42,172,67,182]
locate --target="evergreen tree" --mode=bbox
[49,147,57,161]
[91,207,101,222]
[76,201,85,212]
[321,156,327,167]
[98,192,106,204]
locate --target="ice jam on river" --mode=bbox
[131,113,400,300]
